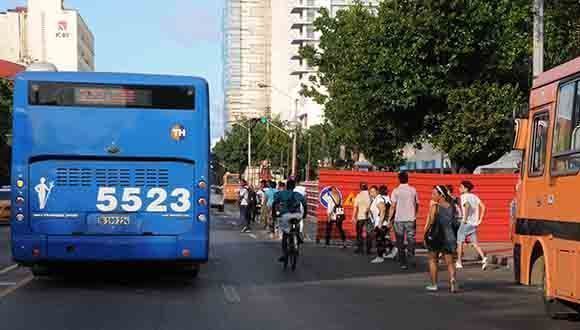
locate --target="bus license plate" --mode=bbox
[99,215,130,225]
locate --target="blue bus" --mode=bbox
[10,71,210,276]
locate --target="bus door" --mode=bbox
[544,79,580,299]
[522,109,551,219]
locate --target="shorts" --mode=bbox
[457,223,478,243]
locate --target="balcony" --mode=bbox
[291,0,319,14]
[291,33,317,44]
[290,64,316,75]
[291,18,315,29]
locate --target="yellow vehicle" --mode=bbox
[222,173,241,202]
[512,56,580,317]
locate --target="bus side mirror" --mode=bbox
[513,118,529,150]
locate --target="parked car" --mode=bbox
[0,187,10,224]
[210,185,225,212]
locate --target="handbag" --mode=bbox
[424,206,444,249]
[330,194,345,221]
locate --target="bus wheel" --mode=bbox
[531,256,570,319]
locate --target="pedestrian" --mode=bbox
[324,186,346,248]
[369,185,388,263]
[239,180,251,233]
[257,181,266,227]
[248,186,258,224]
[424,185,458,292]
[352,182,371,254]
[379,185,397,259]
[456,180,488,270]
[273,181,287,238]
[265,181,278,236]
[445,185,463,236]
[389,172,419,269]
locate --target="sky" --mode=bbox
[3,0,225,140]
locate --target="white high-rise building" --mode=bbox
[224,0,378,128]
[0,0,94,71]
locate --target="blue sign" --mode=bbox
[319,186,342,209]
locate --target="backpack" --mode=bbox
[287,192,302,213]
[248,189,257,206]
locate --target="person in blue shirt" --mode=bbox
[264,180,278,234]
[273,179,307,263]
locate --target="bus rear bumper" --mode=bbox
[12,234,209,264]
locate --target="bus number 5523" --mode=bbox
[96,187,192,213]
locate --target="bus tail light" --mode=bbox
[16,179,24,188]
[197,214,207,222]
[198,198,207,206]
[15,197,24,205]
[198,180,207,189]
[182,249,190,257]
[15,213,24,222]
[32,248,40,257]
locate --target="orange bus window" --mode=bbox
[530,113,549,176]
[552,82,580,172]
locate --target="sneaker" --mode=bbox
[277,256,287,263]
[240,226,248,233]
[455,261,463,269]
[482,257,488,270]
[384,248,398,259]
[425,284,438,292]
[371,256,384,264]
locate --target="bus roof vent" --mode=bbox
[26,62,58,72]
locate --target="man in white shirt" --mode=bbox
[389,172,419,270]
[239,180,251,233]
[456,180,488,270]
[352,183,371,254]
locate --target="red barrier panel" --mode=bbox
[316,170,518,243]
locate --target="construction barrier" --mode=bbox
[302,181,319,218]
[316,170,519,243]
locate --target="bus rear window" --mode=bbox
[28,82,195,109]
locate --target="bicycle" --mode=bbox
[283,217,302,271]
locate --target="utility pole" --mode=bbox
[291,99,298,178]
[306,134,312,181]
[247,126,251,170]
[533,0,544,77]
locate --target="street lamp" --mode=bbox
[258,83,300,178]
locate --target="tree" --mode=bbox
[429,83,524,172]
[301,0,532,170]
[212,118,293,174]
[544,0,580,70]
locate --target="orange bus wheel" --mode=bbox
[531,256,572,319]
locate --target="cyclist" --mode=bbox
[273,179,307,263]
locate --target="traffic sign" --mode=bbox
[319,186,342,209]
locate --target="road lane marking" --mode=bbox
[0,275,33,299]
[0,282,17,286]
[0,264,18,275]
[222,284,241,304]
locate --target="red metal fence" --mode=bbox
[314,170,519,243]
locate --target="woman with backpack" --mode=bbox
[325,186,346,248]
[424,185,458,293]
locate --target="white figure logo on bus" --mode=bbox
[35,177,55,210]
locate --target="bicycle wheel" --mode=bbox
[290,234,298,271]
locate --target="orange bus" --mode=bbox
[513,56,580,317]
[222,172,241,202]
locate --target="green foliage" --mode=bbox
[544,0,580,70]
[212,118,294,174]
[429,83,524,171]
[300,0,535,170]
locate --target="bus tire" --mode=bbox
[530,256,569,319]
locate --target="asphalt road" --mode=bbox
[0,212,578,330]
